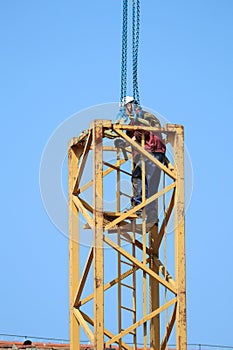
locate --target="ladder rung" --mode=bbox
[120,236,131,243]
[121,305,136,313]
[121,329,136,336]
[120,259,134,267]
[121,283,135,290]
[120,191,132,199]
[103,161,131,176]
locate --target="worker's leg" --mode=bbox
[145,153,164,221]
[131,157,148,209]
[132,177,141,207]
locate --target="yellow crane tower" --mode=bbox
[68,1,187,349]
[68,119,186,350]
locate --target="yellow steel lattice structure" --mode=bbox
[68,120,187,350]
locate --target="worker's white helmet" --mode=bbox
[122,96,135,106]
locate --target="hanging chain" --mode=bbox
[117,0,141,122]
[120,0,140,105]
[120,0,128,104]
[132,0,140,105]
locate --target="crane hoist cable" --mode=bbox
[117,0,141,123]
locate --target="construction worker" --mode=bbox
[123,97,166,224]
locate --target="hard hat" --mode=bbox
[122,96,135,105]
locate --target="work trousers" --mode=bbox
[131,152,165,214]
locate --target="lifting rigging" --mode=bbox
[117,0,142,122]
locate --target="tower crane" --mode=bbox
[68,1,187,349]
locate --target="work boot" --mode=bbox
[123,206,142,218]
[135,208,142,218]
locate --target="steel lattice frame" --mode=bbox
[68,120,187,350]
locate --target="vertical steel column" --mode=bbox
[68,145,81,350]
[131,232,137,350]
[131,147,137,350]
[116,147,122,350]
[141,133,148,349]
[92,120,104,350]
[149,223,160,350]
[174,125,187,350]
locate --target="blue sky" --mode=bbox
[1,0,233,347]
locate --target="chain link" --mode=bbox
[132,0,140,105]
[120,0,128,103]
[118,0,141,122]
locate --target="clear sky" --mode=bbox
[1,0,233,347]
